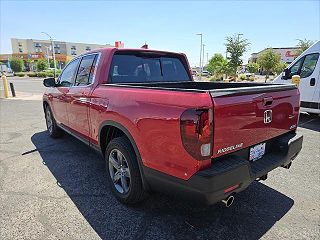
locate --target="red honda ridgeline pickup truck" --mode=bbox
[43,48,303,206]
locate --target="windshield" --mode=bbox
[109,53,191,83]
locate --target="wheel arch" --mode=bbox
[99,120,150,191]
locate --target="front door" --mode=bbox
[51,58,80,125]
[66,54,98,139]
[285,53,319,105]
[299,53,320,105]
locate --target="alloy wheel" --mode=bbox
[108,148,131,194]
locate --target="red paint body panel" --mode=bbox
[89,86,212,179]
[211,89,300,157]
[43,47,300,181]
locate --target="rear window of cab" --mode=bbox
[109,52,191,83]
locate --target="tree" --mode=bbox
[207,54,226,74]
[9,58,24,72]
[49,59,59,68]
[206,53,233,80]
[257,49,281,80]
[295,39,314,56]
[274,61,288,75]
[225,34,250,74]
[246,62,259,73]
[36,59,48,71]
[26,59,34,71]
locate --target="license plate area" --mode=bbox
[249,143,266,161]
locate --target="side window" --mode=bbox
[300,53,319,78]
[59,58,80,87]
[74,54,97,86]
[288,58,303,79]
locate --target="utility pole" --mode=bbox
[41,32,57,78]
[196,33,203,80]
[237,33,243,41]
[202,44,205,70]
[206,52,209,65]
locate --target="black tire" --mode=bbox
[105,136,146,204]
[45,105,64,138]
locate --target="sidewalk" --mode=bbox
[0,90,42,100]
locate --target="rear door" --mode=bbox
[211,87,300,158]
[66,53,99,138]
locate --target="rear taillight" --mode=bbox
[180,108,213,160]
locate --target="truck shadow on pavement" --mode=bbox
[298,113,320,132]
[31,131,294,240]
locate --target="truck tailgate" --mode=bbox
[210,86,300,158]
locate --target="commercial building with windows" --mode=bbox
[249,47,300,64]
[4,38,113,69]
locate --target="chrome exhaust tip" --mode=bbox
[222,195,234,207]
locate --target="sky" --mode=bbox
[1,0,319,66]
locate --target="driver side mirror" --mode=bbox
[43,77,56,87]
[281,68,290,80]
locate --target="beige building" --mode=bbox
[249,47,300,64]
[11,38,113,61]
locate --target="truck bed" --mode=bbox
[104,81,297,97]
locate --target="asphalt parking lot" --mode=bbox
[0,78,319,240]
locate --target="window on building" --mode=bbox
[71,50,77,55]
[86,46,91,51]
[54,44,60,49]
[18,42,22,47]
[58,58,80,87]
[34,43,41,47]
[19,48,23,53]
[74,54,98,86]
[55,49,61,54]
[71,46,76,50]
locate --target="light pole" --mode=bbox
[206,52,209,65]
[202,44,205,71]
[237,33,243,41]
[196,33,203,80]
[41,32,57,78]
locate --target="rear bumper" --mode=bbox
[144,132,303,205]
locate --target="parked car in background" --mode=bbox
[201,70,211,77]
[0,64,14,77]
[43,48,303,206]
[273,41,320,115]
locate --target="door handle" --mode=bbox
[310,78,315,86]
[263,97,273,106]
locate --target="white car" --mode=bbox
[273,41,320,115]
[201,70,211,77]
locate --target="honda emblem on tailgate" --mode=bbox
[264,110,272,123]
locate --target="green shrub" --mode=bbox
[36,59,48,71]
[246,62,260,73]
[10,58,24,72]
[36,72,48,78]
[15,72,26,77]
[46,72,54,77]
[239,74,246,80]
[27,72,37,77]
[249,76,255,81]
[210,75,223,81]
